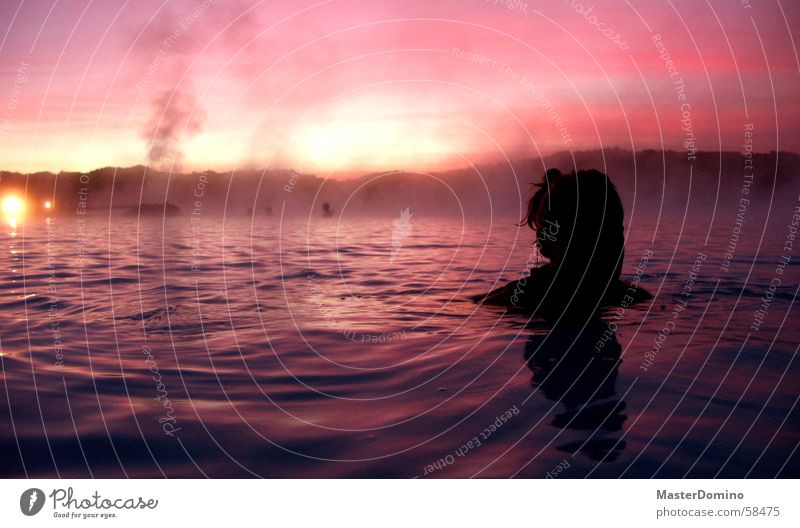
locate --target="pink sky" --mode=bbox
[0,0,798,175]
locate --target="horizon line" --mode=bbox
[1,148,797,180]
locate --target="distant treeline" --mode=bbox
[0,149,797,219]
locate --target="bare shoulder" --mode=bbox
[473,267,551,308]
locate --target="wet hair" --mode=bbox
[520,168,625,281]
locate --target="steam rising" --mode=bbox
[142,87,205,171]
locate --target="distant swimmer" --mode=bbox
[265,205,273,216]
[322,202,333,218]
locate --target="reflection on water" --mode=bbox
[525,322,626,463]
[0,216,798,478]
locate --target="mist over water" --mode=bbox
[4,150,799,221]
[1,152,799,476]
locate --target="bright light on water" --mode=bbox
[1,194,25,228]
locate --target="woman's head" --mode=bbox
[521,169,625,281]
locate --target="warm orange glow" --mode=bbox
[2,194,25,228]
[288,117,459,172]
[2,195,24,215]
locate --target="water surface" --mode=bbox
[1,215,798,477]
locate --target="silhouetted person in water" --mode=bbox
[475,168,650,320]
[322,202,333,218]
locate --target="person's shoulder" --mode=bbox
[473,266,552,308]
